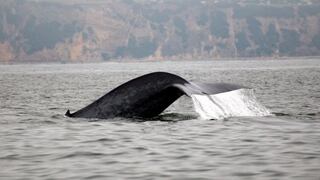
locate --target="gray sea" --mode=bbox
[0,59,319,180]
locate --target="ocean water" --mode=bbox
[0,59,319,179]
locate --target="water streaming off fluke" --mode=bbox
[191,89,271,120]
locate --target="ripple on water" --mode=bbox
[0,60,320,179]
[54,152,106,160]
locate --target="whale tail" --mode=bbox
[65,110,72,117]
[66,72,270,120]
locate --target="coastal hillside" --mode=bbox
[0,0,319,62]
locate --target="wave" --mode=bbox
[191,89,271,120]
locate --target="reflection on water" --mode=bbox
[0,59,320,179]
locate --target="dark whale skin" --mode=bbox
[66,72,245,119]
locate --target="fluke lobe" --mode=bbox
[65,72,244,119]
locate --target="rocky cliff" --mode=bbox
[0,0,319,62]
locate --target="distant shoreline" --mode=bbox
[1,56,319,65]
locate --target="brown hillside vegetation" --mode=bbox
[0,0,319,62]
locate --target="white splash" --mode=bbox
[191,89,271,120]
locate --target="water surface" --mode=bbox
[0,59,319,179]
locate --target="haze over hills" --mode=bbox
[0,0,319,63]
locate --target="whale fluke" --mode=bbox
[65,110,71,117]
[66,72,245,119]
